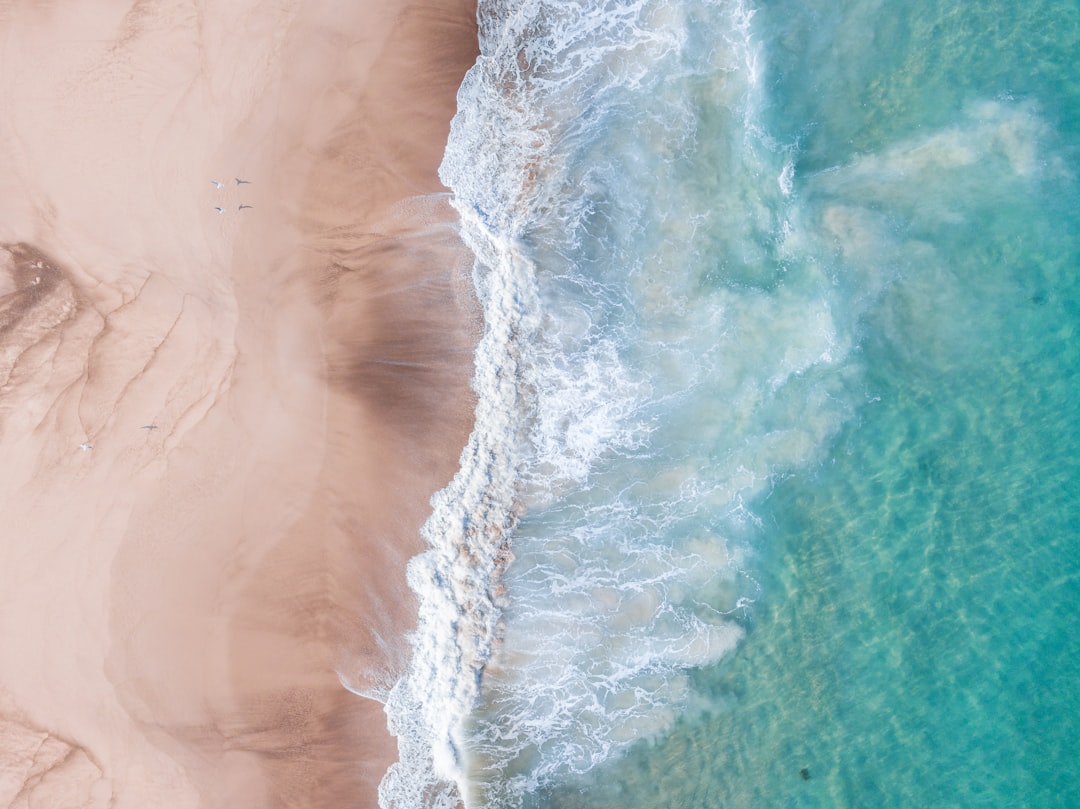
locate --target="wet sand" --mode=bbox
[0,2,478,807]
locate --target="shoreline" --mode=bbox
[0,2,479,807]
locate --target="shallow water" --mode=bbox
[378,0,1080,806]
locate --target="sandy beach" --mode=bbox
[0,2,478,807]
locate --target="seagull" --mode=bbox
[238,204,254,210]
[214,206,225,214]
[211,180,224,188]
[235,178,251,185]
[78,442,93,451]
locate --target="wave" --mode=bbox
[374,0,899,805]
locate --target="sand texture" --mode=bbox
[0,1,479,807]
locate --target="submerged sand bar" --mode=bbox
[0,2,478,807]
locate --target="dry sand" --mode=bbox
[0,1,479,807]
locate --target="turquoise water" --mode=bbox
[378,1,1080,806]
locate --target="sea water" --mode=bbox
[376,0,1080,806]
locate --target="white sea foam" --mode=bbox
[380,3,698,804]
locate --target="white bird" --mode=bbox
[78,442,93,451]
[214,206,225,214]
[211,180,224,188]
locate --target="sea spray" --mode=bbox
[377,0,888,806]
